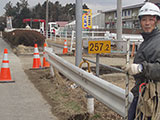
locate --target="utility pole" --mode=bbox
[75,0,83,66]
[117,0,122,43]
[46,0,49,39]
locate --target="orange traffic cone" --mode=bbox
[0,48,14,83]
[32,44,41,69]
[63,39,68,54]
[43,43,50,68]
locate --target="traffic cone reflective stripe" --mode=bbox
[32,44,41,69]
[43,43,50,68]
[63,40,68,54]
[0,48,14,83]
[2,60,9,63]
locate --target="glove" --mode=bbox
[122,64,143,75]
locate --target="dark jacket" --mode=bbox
[131,28,160,97]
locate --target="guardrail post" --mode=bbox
[70,31,75,52]
[96,53,100,76]
[60,31,62,41]
[65,31,67,41]
[86,53,100,114]
[79,60,94,114]
[50,66,55,77]
[92,31,94,39]
[45,47,54,77]
[124,39,130,120]
[86,94,94,114]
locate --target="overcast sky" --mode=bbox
[0,0,145,16]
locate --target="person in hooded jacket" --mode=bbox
[123,2,160,120]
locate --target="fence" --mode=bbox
[48,30,143,53]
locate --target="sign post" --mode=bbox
[87,40,111,114]
[88,40,111,76]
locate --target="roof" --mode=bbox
[55,21,68,27]
[65,20,75,26]
[103,3,144,13]
[148,0,160,3]
[92,12,104,18]
[23,19,45,23]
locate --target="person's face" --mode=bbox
[140,15,157,33]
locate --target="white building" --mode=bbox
[92,12,105,29]
[64,12,105,30]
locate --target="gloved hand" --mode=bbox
[122,64,143,75]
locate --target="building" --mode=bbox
[104,0,160,34]
[104,3,143,34]
[65,0,160,33]
[92,12,105,29]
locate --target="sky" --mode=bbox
[0,0,145,16]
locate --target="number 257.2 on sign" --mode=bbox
[88,41,111,54]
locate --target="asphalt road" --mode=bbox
[0,38,58,120]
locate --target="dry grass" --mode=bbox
[25,67,124,120]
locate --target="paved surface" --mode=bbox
[0,38,58,120]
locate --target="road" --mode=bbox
[0,38,58,120]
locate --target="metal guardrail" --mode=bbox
[45,48,133,117]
